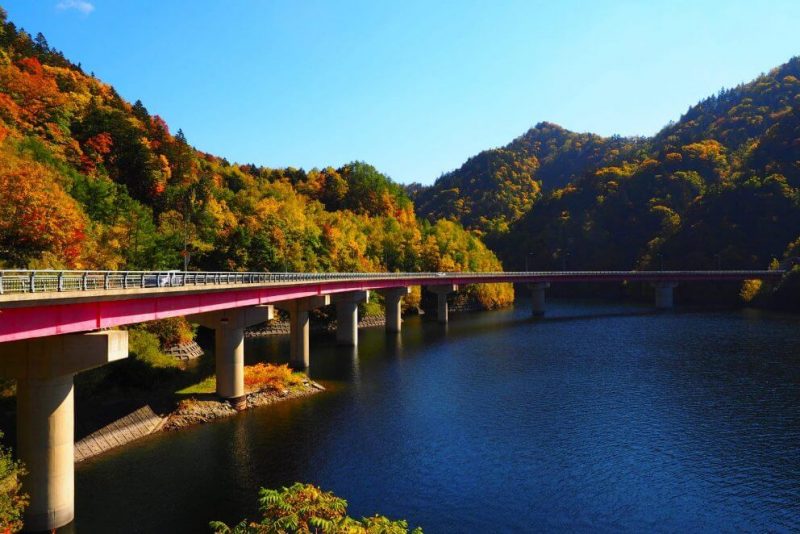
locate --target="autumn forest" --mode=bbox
[0,8,798,316]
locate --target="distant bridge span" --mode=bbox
[0,268,786,531]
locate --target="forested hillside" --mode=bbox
[411,122,644,234]
[0,9,512,309]
[414,59,800,308]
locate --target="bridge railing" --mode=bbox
[0,270,455,295]
[0,269,784,296]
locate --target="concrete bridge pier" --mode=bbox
[190,306,273,409]
[653,282,678,309]
[378,287,410,333]
[528,282,550,316]
[332,291,369,346]
[427,284,459,323]
[276,296,330,368]
[0,331,128,532]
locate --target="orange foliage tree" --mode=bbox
[0,153,88,267]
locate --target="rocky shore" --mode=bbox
[163,379,325,431]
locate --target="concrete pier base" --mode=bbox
[378,287,411,333]
[276,295,330,368]
[427,284,458,323]
[653,282,678,309]
[0,331,128,532]
[332,291,369,346]
[215,321,244,408]
[190,306,274,409]
[17,374,75,532]
[528,282,550,316]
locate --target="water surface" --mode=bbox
[73,300,800,532]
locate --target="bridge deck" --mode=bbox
[0,270,784,343]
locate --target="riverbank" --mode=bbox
[74,375,324,462]
[163,378,325,431]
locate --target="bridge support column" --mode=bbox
[378,287,411,333]
[653,282,678,309]
[332,291,369,346]
[427,284,459,323]
[0,331,128,532]
[276,296,330,369]
[528,282,550,316]
[189,306,273,409]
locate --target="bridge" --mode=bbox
[0,268,784,531]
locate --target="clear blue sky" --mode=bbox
[4,1,800,184]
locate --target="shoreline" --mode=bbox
[163,379,325,431]
[75,379,325,463]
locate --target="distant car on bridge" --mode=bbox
[156,271,182,288]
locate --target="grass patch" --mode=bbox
[176,376,216,395]
[176,363,306,396]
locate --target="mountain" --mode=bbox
[411,122,644,234]
[0,9,512,308]
[414,58,800,308]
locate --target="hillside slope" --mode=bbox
[0,10,512,308]
[411,57,800,307]
[411,122,642,234]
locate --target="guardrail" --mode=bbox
[0,269,784,296]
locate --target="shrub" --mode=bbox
[739,279,763,303]
[105,329,182,389]
[210,483,422,534]
[244,364,303,392]
[128,329,181,369]
[0,432,27,533]
[138,317,195,348]
[360,299,383,317]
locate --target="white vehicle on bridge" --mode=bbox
[156,270,182,288]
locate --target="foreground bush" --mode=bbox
[244,364,303,392]
[210,483,421,534]
[0,432,27,533]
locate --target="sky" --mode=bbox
[4,1,800,184]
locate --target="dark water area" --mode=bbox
[72,300,800,533]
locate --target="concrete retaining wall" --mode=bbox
[74,406,165,462]
[246,314,386,337]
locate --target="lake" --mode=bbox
[71,300,800,532]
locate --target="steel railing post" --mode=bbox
[57,272,64,292]
[29,272,35,293]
